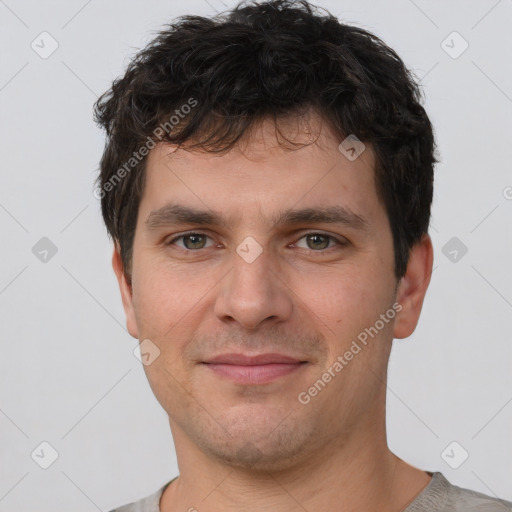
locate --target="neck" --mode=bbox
[160,409,431,512]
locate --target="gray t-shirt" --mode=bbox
[109,472,511,511]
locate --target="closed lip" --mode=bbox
[203,353,306,365]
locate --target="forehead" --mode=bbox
[139,114,381,230]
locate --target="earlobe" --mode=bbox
[111,244,139,339]
[393,234,434,339]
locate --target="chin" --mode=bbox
[197,416,318,474]
[209,442,310,474]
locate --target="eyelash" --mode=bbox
[166,231,348,254]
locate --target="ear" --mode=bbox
[393,234,434,339]
[112,243,139,339]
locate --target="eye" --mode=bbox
[168,232,215,250]
[166,231,347,253]
[294,232,346,251]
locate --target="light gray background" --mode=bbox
[1,0,511,510]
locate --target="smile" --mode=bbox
[202,353,308,384]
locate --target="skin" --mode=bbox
[112,112,434,511]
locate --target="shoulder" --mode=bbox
[447,481,512,511]
[406,472,512,511]
[107,480,172,512]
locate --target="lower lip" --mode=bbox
[204,362,306,384]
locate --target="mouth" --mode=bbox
[201,353,309,385]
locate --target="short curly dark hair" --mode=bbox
[93,0,437,280]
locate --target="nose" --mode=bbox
[213,247,293,330]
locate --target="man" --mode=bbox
[93,0,511,510]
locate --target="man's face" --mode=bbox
[116,114,404,471]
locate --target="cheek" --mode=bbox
[295,265,394,351]
[306,265,378,312]
[131,257,199,339]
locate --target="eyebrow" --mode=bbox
[144,203,369,232]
